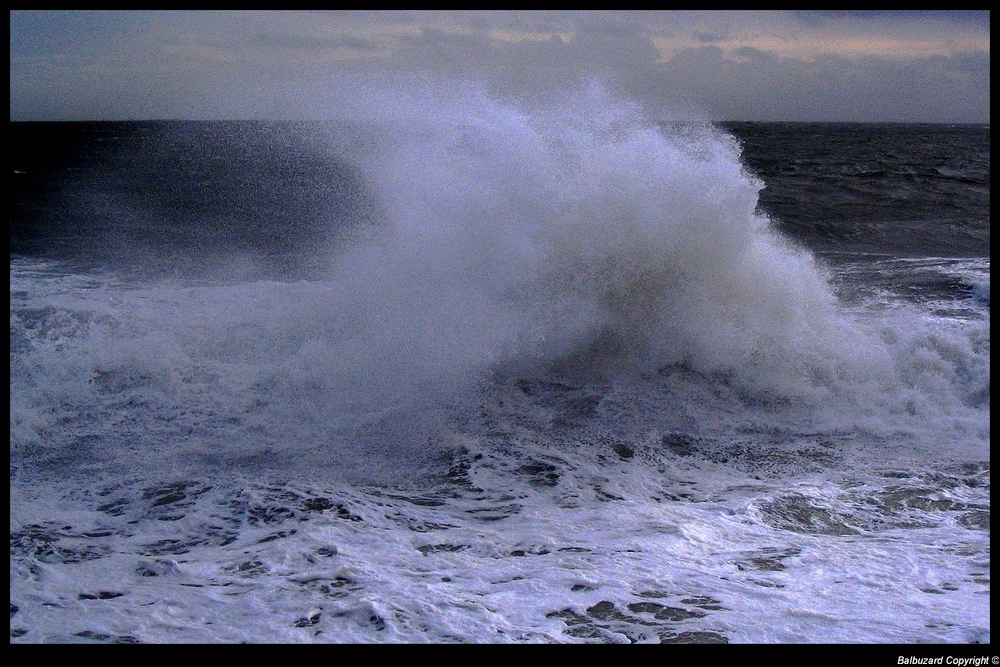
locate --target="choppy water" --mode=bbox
[10,88,989,644]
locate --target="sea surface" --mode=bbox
[9,92,990,644]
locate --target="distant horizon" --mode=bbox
[9,118,991,126]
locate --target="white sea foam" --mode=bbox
[9,86,989,644]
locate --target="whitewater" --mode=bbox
[10,86,990,643]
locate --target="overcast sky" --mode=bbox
[9,10,991,122]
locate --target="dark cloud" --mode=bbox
[9,10,991,122]
[630,45,990,122]
[695,32,727,44]
[822,10,990,26]
[730,46,774,61]
[248,33,340,51]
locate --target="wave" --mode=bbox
[10,83,989,482]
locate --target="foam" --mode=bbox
[9,85,988,480]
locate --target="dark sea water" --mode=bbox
[9,95,990,643]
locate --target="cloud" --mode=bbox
[9,10,991,122]
[628,44,990,122]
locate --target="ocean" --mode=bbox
[9,91,990,644]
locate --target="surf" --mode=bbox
[319,84,890,398]
[9,83,987,482]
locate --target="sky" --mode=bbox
[9,10,991,123]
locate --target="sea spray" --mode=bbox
[9,105,990,644]
[9,85,980,481]
[324,85,890,402]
